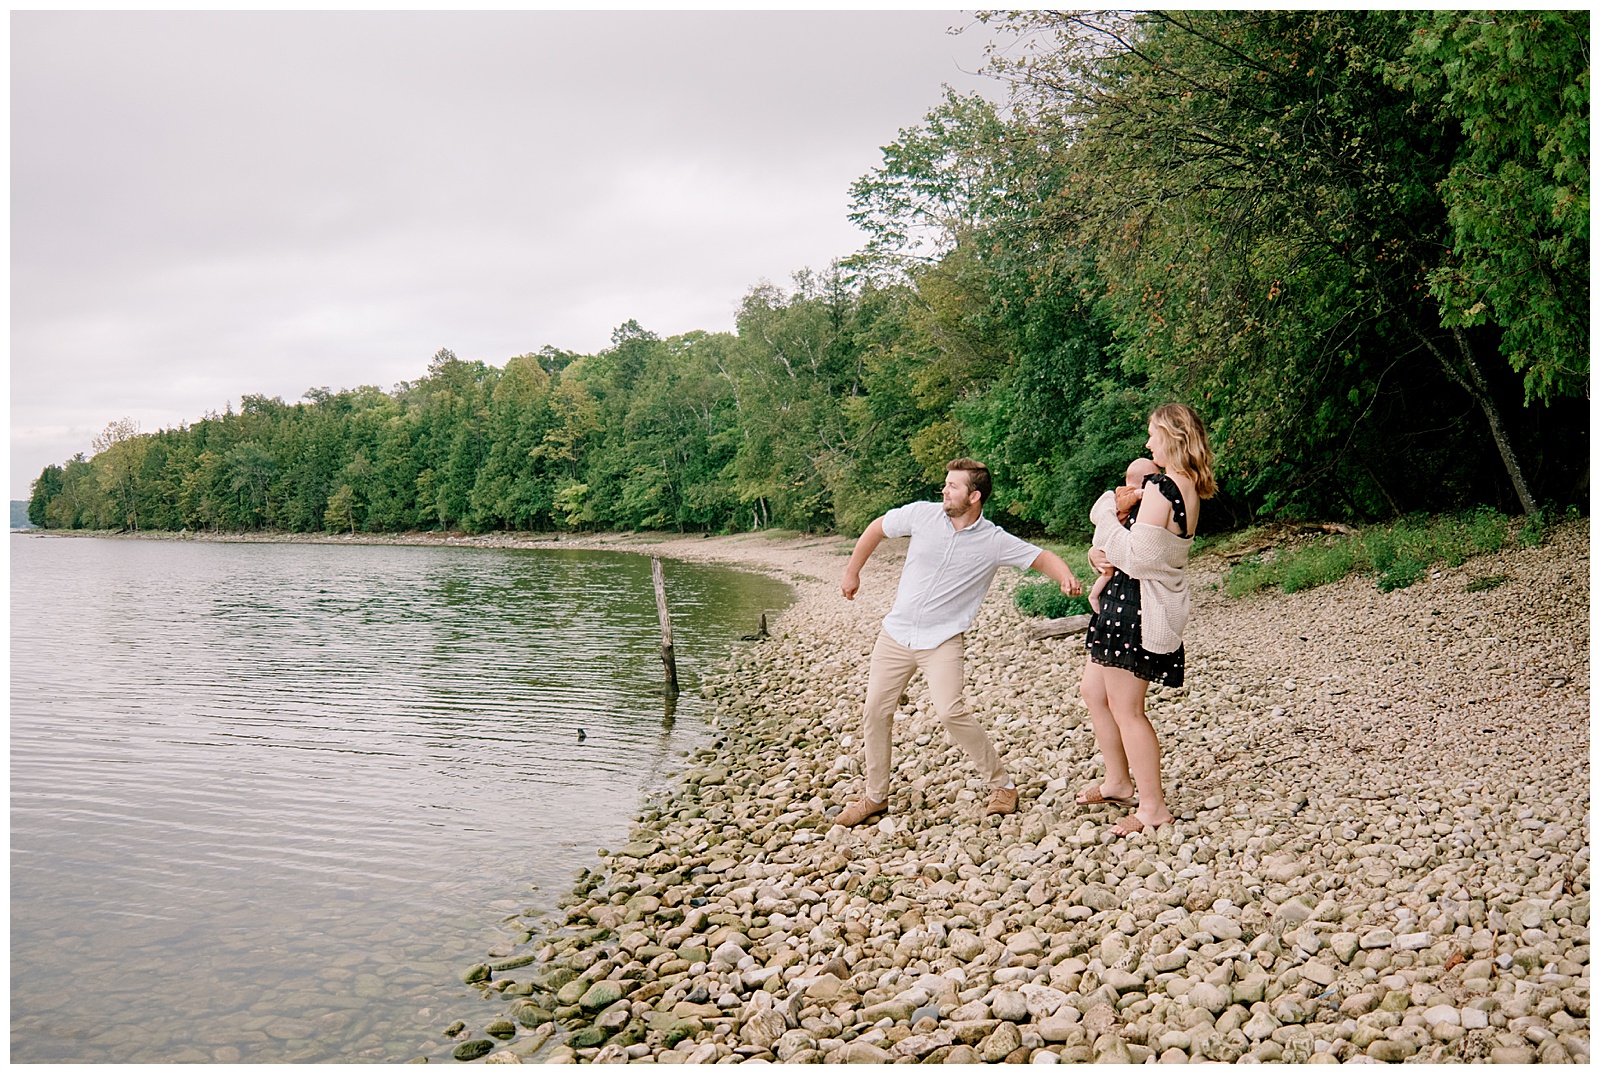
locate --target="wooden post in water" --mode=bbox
[652,557,679,696]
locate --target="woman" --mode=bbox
[1076,403,1216,836]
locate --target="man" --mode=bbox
[835,458,1083,827]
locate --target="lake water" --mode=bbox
[10,535,791,1063]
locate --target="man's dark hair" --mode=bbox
[946,458,992,505]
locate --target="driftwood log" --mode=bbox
[651,557,679,695]
[1025,613,1093,640]
[1218,521,1358,561]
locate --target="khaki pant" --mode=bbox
[861,629,1007,802]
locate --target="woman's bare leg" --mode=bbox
[1077,659,1135,803]
[1101,665,1174,831]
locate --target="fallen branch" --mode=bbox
[1025,614,1093,640]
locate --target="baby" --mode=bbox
[1088,457,1162,613]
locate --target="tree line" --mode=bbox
[30,11,1588,539]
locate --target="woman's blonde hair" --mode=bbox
[1150,403,1217,499]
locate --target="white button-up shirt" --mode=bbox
[879,501,1043,650]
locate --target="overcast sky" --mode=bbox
[12,10,1004,500]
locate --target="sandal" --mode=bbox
[1110,814,1145,837]
[1077,784,1137,807]
[1112,811,1173,838]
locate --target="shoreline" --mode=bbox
[22,526,871,593]
[446,519,1589,1064]
[27,523,1591,1064]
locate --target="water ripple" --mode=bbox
[11,535,789,1062]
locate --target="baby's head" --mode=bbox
[1125,457,1160,486]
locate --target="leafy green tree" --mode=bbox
[28,464,63,527]
[92,418,149,531]
[1391,11,1589,403]
[982,10,1572,518]
[225,441,278,528]
[325,484,357,534]
[471,352,558,529]
[46,455,101,529]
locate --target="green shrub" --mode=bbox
[1461,507,1512,560]
[1224,508,1513,597]
[1278,540,1364,593]
[1517,508,1548,547]
[1376,557,1428,592]
[1225,556,1280,598]
[1014,577,1092,618]
[1014,542,1095,617]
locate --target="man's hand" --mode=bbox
[841,518,887,601]
[841,567,861,601]
[1029,549,1082,597]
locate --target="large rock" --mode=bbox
[1188,982,1230,1014]
[1037,1014,1081,1042]
[741,1010,787,1050]
[579,980,624,1012]
[838,1041,894,1063]
[859,999,917,1024]
[991,990,1030,1022]
[1232,974,1269,1004]
[804,974,843,1004]
[711,940,746,969]
[1093,1034,1132,1064]
[453,1039,494,1061]
[980,1022,1023,1063]
[1080,1004,1118,1040]
[948,930,985,962]
[1080,886,1121,912]
[1020,984,1072,1017]
[775,1028,818,1062]
[893,1029,955,1059]
[1394,931,1434,952]
[951,1020,1001,1045]
[1103,969,1144,994]
[1299,960,1337,988]
[1007,928,1046,957]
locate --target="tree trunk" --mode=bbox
[1408,320,1539,516]
[1449,328,1539,517]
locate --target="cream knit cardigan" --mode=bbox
[1089,489,1193,655]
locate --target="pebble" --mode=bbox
[450,520,1590,1064]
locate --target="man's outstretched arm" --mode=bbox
[840,517,887,600]
[1029,549,1083,597]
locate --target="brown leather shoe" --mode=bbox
[835,795,889,828]
[984,786,1019,817]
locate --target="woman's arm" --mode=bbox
[1133,485,1173,531]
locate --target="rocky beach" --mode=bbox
[111,521,1594,1063]
[444,518,1588,1065]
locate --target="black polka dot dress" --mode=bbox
[1085,474,1189,687]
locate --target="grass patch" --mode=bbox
[1464,574,1509,593]
[1014,542,1095,618]
[1015,579,1091,618]
[1225,508,1519,597]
